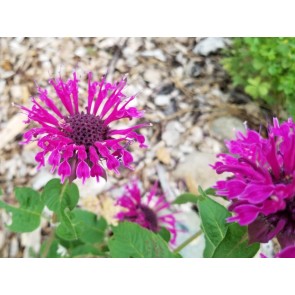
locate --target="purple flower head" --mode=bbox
[115,180,177,244]
[19,72,150,184]
[260,245,295,258]
[212,118,295,248]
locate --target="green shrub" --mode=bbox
[222,37,295,116]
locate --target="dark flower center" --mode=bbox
[249,197,295,248]
[62,113,109,148]
[270,168,294,185]
[140,205,159,232]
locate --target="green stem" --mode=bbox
[41,180,69,258]
[173,230,202,254]
[41,227,55,258]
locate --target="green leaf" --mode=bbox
[158,227,171,243]
[42,179,79,214]
[72,209,107,244]
[70,245,106,258]
[197,187,230,258]
[56,209,79,241]
[42,179,80,241]
[40,239,62,258]
[172,188,216,205]
[108,222,180,258]
[172,193,199,205]
[0,187,44,232]
[0,188,2,196]
[258,82,270,97]
[212,223,260,258]
[245,85,259,98]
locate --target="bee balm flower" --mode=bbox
[19,72,150,184]
[212,118,295,248]
[115,180,177,244]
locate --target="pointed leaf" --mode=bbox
[56,209,79,241]
[212,223,260,258]
[0,187,44,232]
[42,179,79,214]
[197,186,230,258]
[72,209,107,244]
[173,193,199,205]
[108,222,180,258]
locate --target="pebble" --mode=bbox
[141,49,167,62]
[154,94,171,106]
[143,68,161,85]
[75,47,87,57]
[32,170,55,190]
[156,146,172,165]
[162,121,184,147]
[0,80,6,95]
[190,126,204,145]
[9,236,19,257]
[21,228,41,258]
[193,37,228,56]
[210,116,245,141]
[174,151,225,190]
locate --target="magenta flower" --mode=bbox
[212,118,295,248]
[19,72,150,184]
[115,180,177,244]
[261,245,295,258]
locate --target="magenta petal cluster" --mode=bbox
[261,245,295,258]
[20,72,150,184]
[212,118,295,248]
[115,180,177,244]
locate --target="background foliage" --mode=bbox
[223,37,295,116]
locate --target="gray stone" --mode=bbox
[162,121,184,147]
[190,126,204,145]
[154,94,171,106]
[193,37,228,56]
[210,116,245,141]
[141,49,167,62]
[143,69,161,85]
[174,151,225,189]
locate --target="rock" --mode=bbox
[198,137,223,154]
[9,236,19,257]
[75,177,108,199]
[143,68,161,85]
[154,95,171,106]
[21,228,41,258]
[0,113,27,150]
[174,151,225,190]
[0,79,6,95]
[258,240,274,258]
[38,54,49,62]
[162,121,184,147]
[0,230,5,249]
[186,61,202,77]
[210,116,245,141]
[75,47,87,57]
[190,126,204,145]
[193,37,228,56]
[32,170,54,190]
[10,85,22,100]
[22,150,36,165]
[141,49,167,62]
[156,146,171,165]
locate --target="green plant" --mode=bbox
[222,37,295,116]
